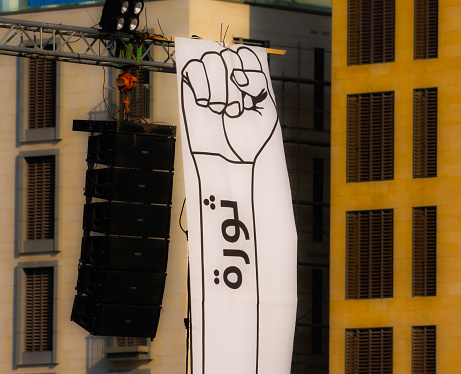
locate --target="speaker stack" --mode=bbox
[71,121,175,339]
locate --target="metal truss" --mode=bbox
[0,17,176,73]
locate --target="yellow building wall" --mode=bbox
[331,0,461,373]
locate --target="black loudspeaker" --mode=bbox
[71,295,161,337]
[80,235,169,273]
[76,265,166,305]
[85,168,173,204]
[73,124,175,338]
[87,133,175,171]
[83,202,171,238]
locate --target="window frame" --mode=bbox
[17,149,60,254]
[18,57,62,143]
[15,261,59,366]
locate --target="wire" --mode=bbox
[157,18,165,37]
[179,198,188,240]
[102,65,117,120]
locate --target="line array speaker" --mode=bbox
[72,123,175,339]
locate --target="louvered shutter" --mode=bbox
[412,326,436,374]
[413,207,436,296]
[346,328,393,374]
[117,336,148,347]
[25,267,53,352]
[415,0,438,59]
[26,156,55,240]
[348,0,395,65]
[414,88,437,178]
[29,59,56,129]
[348,92,394,182]
[347,210,393,299]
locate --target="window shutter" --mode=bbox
[347,92,394,182]
[346,328,393,374]
[26,156,55,240]
[29,59,56,129]
[413,207,436,296]
[25,267,53,352]
[412,326,436,374]
[414,88,437,178]
[347,210,393,299]
[348,0,395,65]
[415,0,438,59]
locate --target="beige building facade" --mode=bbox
[0,0,331,373]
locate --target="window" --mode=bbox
[348,0,395,65]
[346,328,393,374]
[123,69,151,120]
[104,336,152,361]
[16,262,58,366]
[111,68,152,121]
[347,92,394,182]
[314,48,325,131]
[414,88,437,178]
[313,158,324,242]
[311,269,323,354]
[29,59,56,130]
[413,207,436,296]
[346,210,393,299]
[18,150,59,254]
[412,326,436,374]
[414,0,438,59]
[19,56,61,142]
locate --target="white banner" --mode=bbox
[176,38,297,374]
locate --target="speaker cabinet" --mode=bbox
[71,295,161,337]
[83,202,171,238]
[76,265,166,306]
[74,126,175,338]
[85,168,173,204]
[80,235,169,273]
[87,133,175,171]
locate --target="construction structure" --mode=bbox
[0,0,331,373]
[331,0,461,373]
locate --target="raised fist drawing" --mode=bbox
[180,46,278,163]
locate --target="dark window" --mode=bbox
[311,269,323,354]
[26,156,55,240]
[24,267,54,352]
[414,0,438,59]
[414,88,437,178]
[29,59,56,129]
[348,0,395,65]
[347,92,394,182]
[313,158,324,242]
[413,207,436,296]
[412,326,436,374]
[346,210,393,299]
[314,48,325,131]
[346,328,393,374]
